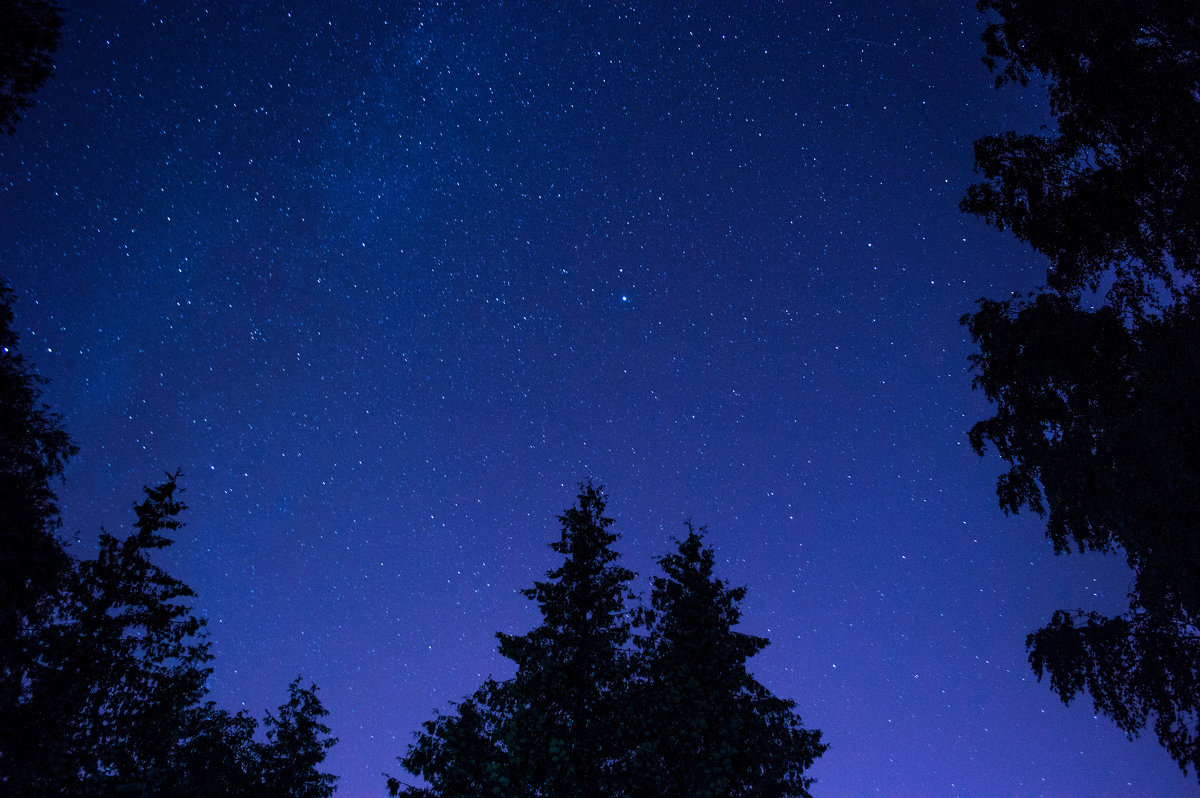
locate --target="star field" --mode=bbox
[1,2,1192,795]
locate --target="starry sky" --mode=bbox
[1,1,1193,795]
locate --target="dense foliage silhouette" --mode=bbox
[0,0,63,135]
[0,284,338,795]
[391,485,825,797]
[961,0,1200,777]
[0,279,77,782]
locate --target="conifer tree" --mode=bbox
[8,473,212,794]
[633,527,826,798]
[0,281,76,766]
[389,680,509,798]
[172,704,263,796]
[394,488,827,798]
[494,482,637,798]
[3,473,340,796]
[0,285,339,794]
[396,482,636,798]
[261,678,339,798]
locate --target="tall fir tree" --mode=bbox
[494,482,637,798]
[395,482,637,798]
[394,488,827,798]
[633,527,826,798]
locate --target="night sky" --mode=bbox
[1,1,1193,795]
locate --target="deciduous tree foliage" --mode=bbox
[961,0,1200,778]
[963,0,1200,313]
[392,486,825,797]
[0,0,63,135]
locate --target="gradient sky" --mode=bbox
[1,1,1193,795]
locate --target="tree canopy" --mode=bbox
[963,0,1200,315]
[962,0,1200,779]
[0,0,64,135]
[2,472,341,796]
[392,486,825,798]
[0,280,77,774]
[0,282,339,796]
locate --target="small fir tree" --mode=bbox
[261,678,339,798]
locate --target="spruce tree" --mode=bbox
[0,281,339,793]
[396,482,636,798]
[9,474,213,794]
[394,488,827,797]
[261,678,339,798]
[495,482,636,798]
[633,527,826,798]
[5,473,340,796]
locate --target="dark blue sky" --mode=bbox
[2,1,1191,795]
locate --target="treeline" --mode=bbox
[0,283,338,796]
[0,270,825,796]
[389,485,826,798]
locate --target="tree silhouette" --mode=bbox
[0,280,77,778]
[492,481,637,798]
[171,704,264,796]
[1,472,340,795]
[6,474,213,793]
[388,680,510,798]
[166,681,339,798]
[396,482,636,797]
[261,678,339,798]
[392,486,826,797]
[633,527,826,798]
[962,0,1200,315]
[0,281,339,793]
[961,0,1200,778]
[0,0,64,135]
